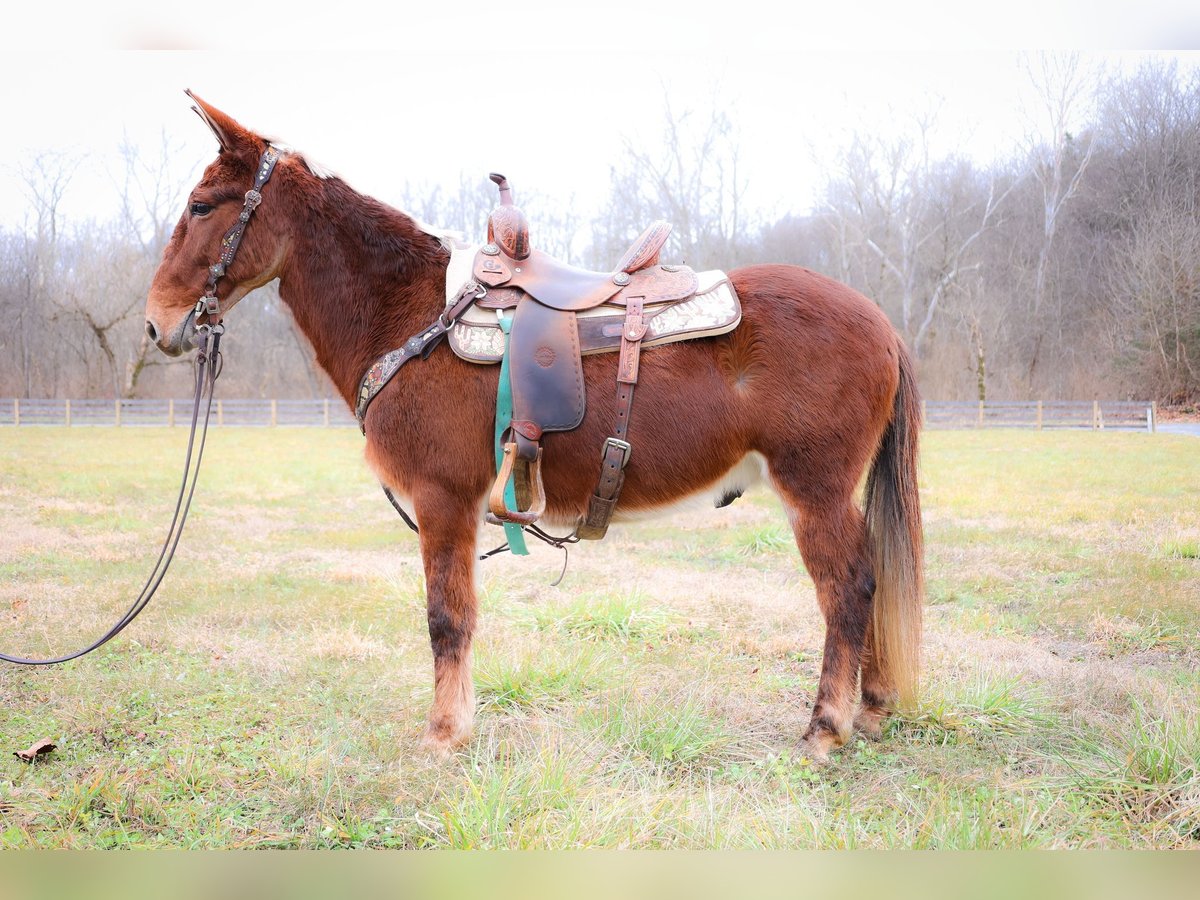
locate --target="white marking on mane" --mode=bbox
[408,220,464,255]
[268,141,338,179]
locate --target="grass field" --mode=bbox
[0,426,1197,848]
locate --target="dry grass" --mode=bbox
[0,427,1197,848]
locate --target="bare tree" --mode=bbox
[1019,51,1100,386]
[12,150,84,396]
[590,93,751,269]
[42,138,195,397]
[1104,198,1200,401]
[822,119,1017,358]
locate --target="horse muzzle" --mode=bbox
[146,308,198,357]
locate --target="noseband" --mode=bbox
[0,146,280,666]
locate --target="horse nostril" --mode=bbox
[146,320,159,343]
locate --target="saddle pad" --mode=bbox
[444,244,742,364]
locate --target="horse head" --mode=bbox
[145,91,290,356]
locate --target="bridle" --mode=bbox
[196,146,280,323]
[0,146,280,666]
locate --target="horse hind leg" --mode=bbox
[855,626,892,740]
[777,492,875,760]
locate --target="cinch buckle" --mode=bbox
[602,437,632,469]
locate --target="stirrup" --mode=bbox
[488,442,546,526]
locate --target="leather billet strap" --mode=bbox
[577,294,647,541]
[354,282,484,432]
[198,145,282,320]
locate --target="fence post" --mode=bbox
[977,401,985,428]
[1150,401,1157,434]
[323,398,330,427]
[1036,401,1043,430]
[270,399,278,427]
[12,398,18,427]
[1092,400,1100,430]
[65,399,71,427]
[217,400,224,427]
[168,398,175,428]
[115,398,122,427]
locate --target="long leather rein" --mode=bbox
[0,147,278,666]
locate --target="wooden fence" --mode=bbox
[0,398,357,428]
[0,398,1158,431]
[920,400,1156,432]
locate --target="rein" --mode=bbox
[1,146,279,666]
[1,328,223,665]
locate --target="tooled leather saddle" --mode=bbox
[354,173,741,546]
[470,174,741,540]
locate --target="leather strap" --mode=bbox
[354,282,483,431]
[1,326,225,665]
[199,146,281,320]
[578,295,646,540]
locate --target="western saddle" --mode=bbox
[354,172,740,548]
[477,173,712,541]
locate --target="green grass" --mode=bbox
[532,591,675,642]
[0,427,1198,847]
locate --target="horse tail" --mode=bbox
[863,341,924,709]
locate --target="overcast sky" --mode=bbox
[2,4,1198,234]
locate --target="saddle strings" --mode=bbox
[0,326,223,666]
[381,485,579,586]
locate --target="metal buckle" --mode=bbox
[602,437,632,469]
[440,283,487,329]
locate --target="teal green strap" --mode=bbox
[494,314,529,555]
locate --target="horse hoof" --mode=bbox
[419,724,470,759]
[419,736,453,761]
[853,707,886,741]
[800,738,831,765]
[800,730,843,764]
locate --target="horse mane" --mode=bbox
[260,145,457,396]
[270,144,458,258]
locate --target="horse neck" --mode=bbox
[273,175,450,404]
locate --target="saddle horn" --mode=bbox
[487,172,530,260]
[489,172,513,206]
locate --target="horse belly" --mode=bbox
[534,337,762,524]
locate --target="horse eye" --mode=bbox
[190,202,214,217]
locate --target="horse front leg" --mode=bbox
[412,483,479,755]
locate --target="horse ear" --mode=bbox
[185,89,253,154]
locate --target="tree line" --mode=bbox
[1,55,1197,405]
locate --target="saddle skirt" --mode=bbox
[444,244,742,364]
